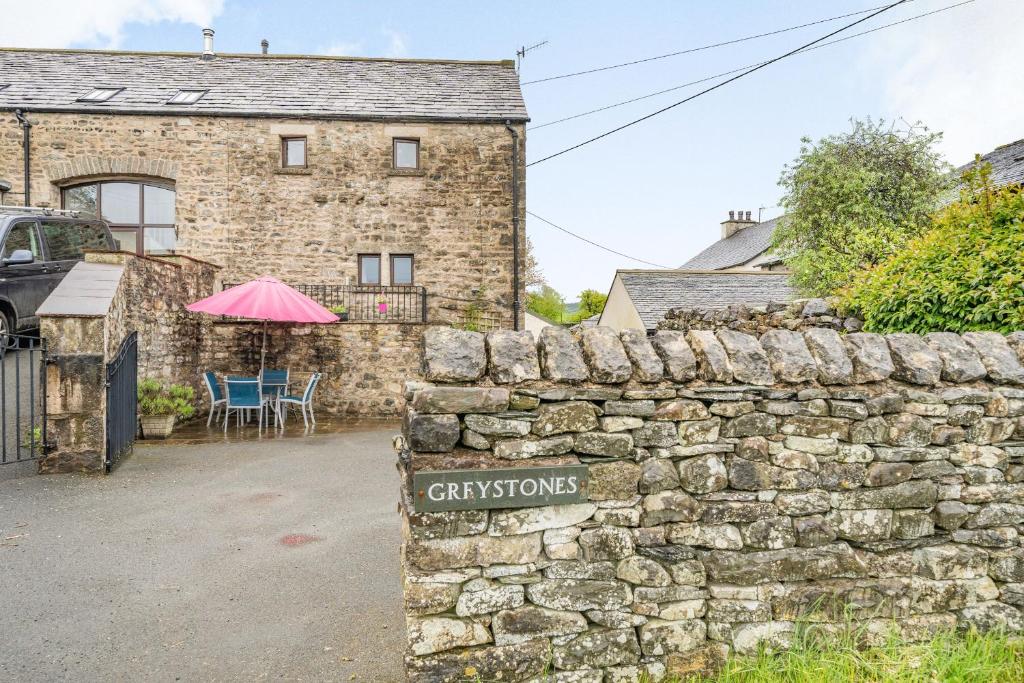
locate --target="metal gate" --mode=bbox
[1,334,47,465]
[105,331,137,473]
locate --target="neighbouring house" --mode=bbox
[0,30,528,329]
[679,210,787,272]
[598,269,795,332]
[956,137,1024,189]
[596,209,796,333]
[524,309,560,335]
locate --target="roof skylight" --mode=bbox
[78,88,123,103]
[167,89,207,105]
[0,84,8,92]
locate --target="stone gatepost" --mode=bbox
[396,324,1024,682]
[37,266,122,473]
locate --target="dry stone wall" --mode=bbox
[397,325,1024,682]
[659,298,864,335]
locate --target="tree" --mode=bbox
[841,164,1024,333]
[568,289,608,323]
[523,235,545,290]
[771,118,953,296]
[526,285,566,323]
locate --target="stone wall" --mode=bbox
[0,112,525,328]
[660,298,864,335]
[199,321,424,416]
[39,251,217,472]
[397,325,1024,682]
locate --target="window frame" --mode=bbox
[389,253,415,286]
[77,87,124,103]
[281,136,308,168]
[392,138,420,170]
[39,218,112,262]
[1,220,43,262]
[167,89,208,105]
[358,253,382,286]
[60,179,176,255]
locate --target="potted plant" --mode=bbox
[138,379,195,439]
[375,293,388,314]
[329,304,349,322]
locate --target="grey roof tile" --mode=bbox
[618,270,797,330]
[680,217,780,270]
[0,49,528,122]
[956,138,1024,189]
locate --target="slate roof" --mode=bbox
[680,216,780,270]
[956,138,1024,189]
[617,270,797,330]
[0,48,528,122]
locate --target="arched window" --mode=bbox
[62,180,175,254]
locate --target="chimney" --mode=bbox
[202,28,215,60]
[720,209,757,239]
[261,39,269,55]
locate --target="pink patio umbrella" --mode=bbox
[187,276,339,372]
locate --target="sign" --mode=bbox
[413,464,589,513]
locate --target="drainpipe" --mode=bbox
[505,121,521,331]
[14,110,31,207]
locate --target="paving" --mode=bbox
[0,423,406,682]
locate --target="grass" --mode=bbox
[462,626,1024,683]
[667,627,1024,683]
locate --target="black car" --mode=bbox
[0,208,116,339]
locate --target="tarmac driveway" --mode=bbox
[0,425,405,682]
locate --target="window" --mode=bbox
[281,137,307,168]
[393,138,419,169]
[62,180,176,255]
[358,254,381,285]
[1,221,42,261]
[41,221,110,261]
[167,90,207,105]
[390,254,414,285]
[77,88,123,103]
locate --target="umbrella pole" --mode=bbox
[260,320,268,375]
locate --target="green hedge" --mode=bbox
[841,167,1024,334]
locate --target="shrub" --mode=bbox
[841,164,1024,334]
[138,379,196,419]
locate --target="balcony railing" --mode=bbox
[223,283,427,323]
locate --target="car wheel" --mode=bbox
[0,311,13,352]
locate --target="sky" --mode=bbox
[2,0,1021,300]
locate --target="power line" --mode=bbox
[528,0,974,132]
[527,0,913,168]
[520,2,913,86]
[527,210,672,269]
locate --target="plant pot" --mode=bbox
[338,312,349,322]
[141,414,176,439]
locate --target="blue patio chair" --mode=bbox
[260,368,289,424]
[203,371,227,427]
[279,372,322,429]
[224,377,271,433]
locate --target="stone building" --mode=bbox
[0,33,528,328]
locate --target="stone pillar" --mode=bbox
[38,316,107,473]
